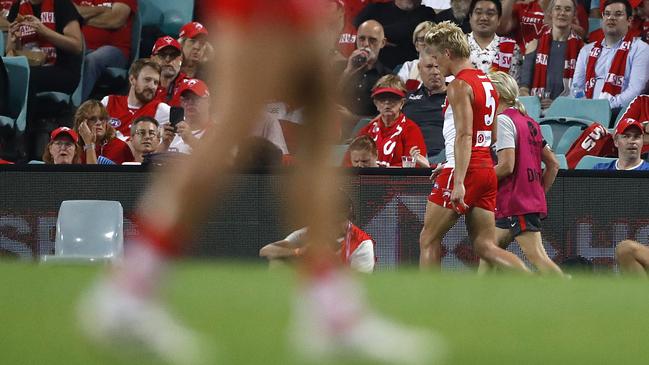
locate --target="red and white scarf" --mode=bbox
[367,113,407,167]
[584,32,634,99]
[18,0,57,65]
[530,26,583,97]
[491,37,517,73]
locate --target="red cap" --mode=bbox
[152,36,182,55]
[50,127,79,143]
[615,117,645,136]
[179,79,210,98]
[371,87,406,98]
[179,22,208,39]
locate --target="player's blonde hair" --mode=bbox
[412,21,435,45]
[423,21,470,59]
[487,71,528,116]
[372,74,407,95]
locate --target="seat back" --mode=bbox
[139,0,194,36]
[331,144,349,166]
[351,118,372,138]
[55,200,124,259]
[544,96,611,125]
[575,155,617,169]
[540,124,553,147]
[519,96,541,121]
[554,125,583,154]
[130,10,142,63]
[0,31,4,57]
[555,153,568,169]
[2,56,30,132]
[539,119,588,152]
[588,17,601,35]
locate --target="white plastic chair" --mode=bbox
[41,200,124,263]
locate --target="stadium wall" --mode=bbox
[1,166,648,272]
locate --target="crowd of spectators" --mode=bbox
[0,0,647,170]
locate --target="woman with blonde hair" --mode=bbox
[397,20,435,89]
[73,99,133,164]
[479,71,565,275]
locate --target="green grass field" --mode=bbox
[1,262,648,365]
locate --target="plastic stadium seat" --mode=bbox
[428,149,446,165]
[555,154,568,169]
[519,96,541,120]
[103,11,142,80]
[588,17,601,35]
[41,200,124,263]
[554,125,583,154]
[0,32,4,57]
[0,56,29,134]
[331,144,349,166]
[543,96,611,126]
[351,118,372,138]
[575,155,617,170]
[139,0,194,36]
[540,124,553,147]
[35,38,85,107]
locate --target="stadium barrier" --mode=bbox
[1,165,648,272]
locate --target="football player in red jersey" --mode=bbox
[79,1,439,364]
[418,21,530,273]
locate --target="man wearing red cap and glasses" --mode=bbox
[79,1,439,365]
[158,79,211,155]
[178,21,210,80]
[151,36,188,107]
[356,74,429,167]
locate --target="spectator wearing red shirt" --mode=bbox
[101,59,171,139]
[73,99,134,164]
[356,75,428,167]
[74,0,137,101]
[42,127,82,164]
[151,36,187,107]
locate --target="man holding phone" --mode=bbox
[158,79,211,154]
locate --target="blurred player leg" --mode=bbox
[466,208,530,272]
[477,226,514,274]
[419,201,459,269]
[515,231,564,276]
[616,240,649,277]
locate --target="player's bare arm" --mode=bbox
[259,240,302,260]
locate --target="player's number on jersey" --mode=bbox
[482,82,496,126]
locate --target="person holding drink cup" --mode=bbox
[354,74,429,167]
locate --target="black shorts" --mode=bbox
[495,213,542,237]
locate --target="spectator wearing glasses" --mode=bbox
[151,36,187,107]
[571,0,649,111]
[519,0,584,106]
[158,79,211,155]
[73,99,134,164]
[396,21,436,90]
[42,127,81,164]
[128,116,160,162]
[178,22,210,80]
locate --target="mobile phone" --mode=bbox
[169,106,185,127]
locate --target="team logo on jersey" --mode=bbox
[109,118,122,128]
[475,131,492,147]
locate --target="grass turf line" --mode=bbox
[0,262,648,365]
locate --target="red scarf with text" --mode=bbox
[18,0,57,65]
[531,26,583,97]
[584,32,634,99]
[491,37,517,73]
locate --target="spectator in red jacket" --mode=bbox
[73,99,134,164]
[356,74,429,167]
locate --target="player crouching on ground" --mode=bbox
[260,192,375,273]
[478,71,565,276]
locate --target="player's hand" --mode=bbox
[78,120,95,145]
[429,163,443,181]
[450,182,468,214]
